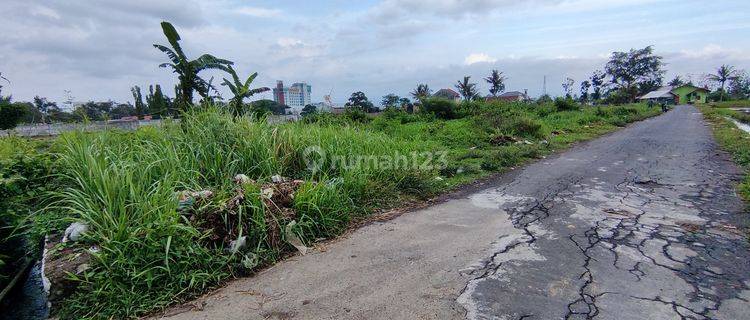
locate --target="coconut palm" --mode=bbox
[410,84,431,101]
[221,65,270,116]
[484,70,506,97]
[455,76,479,101]
[707,65,739,101]
[153,21,234,111]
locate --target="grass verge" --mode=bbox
[699,106,750,201]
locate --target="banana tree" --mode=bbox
[153,21,233,112]
[221,65,270,116]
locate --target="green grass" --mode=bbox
[1,101,659,319]
[700,106,750,201]
[707,100,750,109]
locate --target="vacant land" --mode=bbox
[1,101,660,318]
[157,105,750,320]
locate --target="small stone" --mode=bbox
[229,236,248,253]
[233,174,252,185]
[63,222,89,242]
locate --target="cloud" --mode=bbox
[235,6,282,18]
[676,44,744,60]
[465,53,498,65]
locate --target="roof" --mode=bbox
[433,88,460,98]
[498,91,525,97]
[672,84,710,93]
[639,86,676,100]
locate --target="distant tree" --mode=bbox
[411,84,431,102]
[484,70,507,97]
[301,104,317,117]
[251,99,288,115]
[579,80,591,103]
[590,70,606,102]
[220,65,270,116]
[536,94,553,104]
[604,46,664,102]
[562,77,575,98]
[707,65,739,101]
[153,21,233,111]
[398,97,413,112]
[17,102,43,124]
[728,71,750,100]
[0,96,26,130]
[146,84,170,117]
[345,91,376,112]
[668,76,685,87]
[131,86,146,116]
[381,93,401,109]
[109,103,137,119]
[455,76,479,101]
[74,101,113,121]
[32,96,59,123]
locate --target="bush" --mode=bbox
[343,108,370,123]
[554,97,580,112]
[0,100,27,130]
[421,98,457,119]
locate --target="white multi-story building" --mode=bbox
[272,81,311,113]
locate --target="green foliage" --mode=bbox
[421,97,457,119]
[485,70,506,97]
[554,97,580,111]
[251,99,288,116]
[154,21,233,112]
[301,104,318,117]
[455,76,479,101]
[0,137,54,290]
[0,97,27,130]
[220,65,270,116]
[604,46,664,102]
[131,86,146,116]
[410,84,431,102]
[345,91,376,113]
[701,107,750,201]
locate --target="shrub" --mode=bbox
[343,108,370,123]
[554,97,580,112]
[421,98,457,119]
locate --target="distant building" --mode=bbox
[638,85,709,104]
[490,90,529,102]
[273,81,312,113]
[433,88,461,102]
[638,86,676,104]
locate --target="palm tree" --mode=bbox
[455,76,478,101]
[484,70,506,97]
[410,84,431,102]
[668,76,685,87]
[707,65,739,101]
[153,21,234,111]
[221,65,270,116]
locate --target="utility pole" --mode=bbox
[543,76,547,96]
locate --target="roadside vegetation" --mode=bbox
[1,19,728,319]
[700,107,750,201]
[1,98,658,318]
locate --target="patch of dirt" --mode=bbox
[677,222,702,233]
[603,208,636,217]
[489,135,519,146]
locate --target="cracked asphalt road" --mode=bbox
[158,105,749,320]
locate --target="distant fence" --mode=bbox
[1,115,302,138]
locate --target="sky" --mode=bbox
[1,0,749,105]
